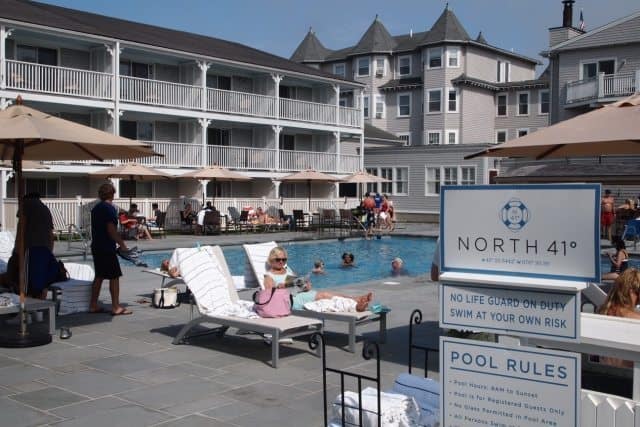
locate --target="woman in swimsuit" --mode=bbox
[602,239,629,281]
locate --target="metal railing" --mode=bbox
[120,76,202,109]
[566,71,638,105]
[5,60,113,99]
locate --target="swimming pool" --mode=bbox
[138,236,437,289]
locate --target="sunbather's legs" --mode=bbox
[314,291,373,312]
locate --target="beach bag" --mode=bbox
[252,288,292,318]
[153,287,179,309]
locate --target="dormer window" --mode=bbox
[333,63,345,77]
[357,57,370,77]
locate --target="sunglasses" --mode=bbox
[274,257,288,263]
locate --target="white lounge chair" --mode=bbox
[172,245,323,368]
[0,231,15,274]
[243,241,387,353]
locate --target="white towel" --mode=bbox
[304,296,357,313]
[0,292,19,308]
[392,374,440,427]
[332,387,423,427]
[0,231,14,274]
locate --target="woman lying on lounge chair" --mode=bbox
[263,246,372,312]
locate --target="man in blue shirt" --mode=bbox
[89,183,131,315]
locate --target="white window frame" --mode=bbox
[425,165,477,196]
[333,63,346,77]
[578,57,616,79]
[517,91,530,116]
[496,93,508,116]
[447,88,458,113]
[375,57,385,77]
[375,94,385,118]
[398,55,411,76]
[539,90,550,115]
[397,133,411,146]
[517,128,529,138]
[397,92,411,117]
[495,129,507,144]
[427,47,443,69]
[497,60,511,83]
[357,57,370,77]
[460,166,477,185]
[447,47,460,68]
[363,95,370,118]
[427,130,442,145]
[425,166,441,195]
[393,167,409,196]
[427,88,442,113]
[445,129,459,145]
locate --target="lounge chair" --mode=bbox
[171,245,323,368]
[0,231,15,274]
[243,241,387,353]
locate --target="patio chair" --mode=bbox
[202,210,221,235]
[171,245,323,368]
[243,241,387,353]
[226,207,248,232]
[292,209,308,230]
[147,211,166,238]
[319,208,338,232]
[50,207,89,250]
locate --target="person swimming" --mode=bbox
[341,252,355,267]
[391,257,406,276]
[312,259,325,274]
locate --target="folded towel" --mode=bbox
[392,374,440,426]
[332,387,423,427]
[304,296,357,313]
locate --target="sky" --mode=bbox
[41,0,639,73]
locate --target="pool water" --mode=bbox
[138,236,437,289]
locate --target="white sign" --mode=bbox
[440,283,579,341]
[440,184,600,282]
[441,337,579,427]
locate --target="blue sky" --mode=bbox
[43,0,638,72]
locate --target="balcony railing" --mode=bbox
[2,61,361,127]
[137,141,202,167]
[5,60,113,99]
[207,145,276,170]
[566,71,638,105]
[280,149,337,172]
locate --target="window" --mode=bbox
[581,59,615,79]
[375,95,385,118]
[443,167,458,186]
[365,168,379,193]
[339,97,347,107]
[445,130,458,145]
[496,94,507,116]
[380,168,393,194]
[25,178,58,198]
[397,93,411,117]
[279,85,296,99]
[447,47,460,68]
[208,128,230,146]
[120,60,151,78]
[17,45,57,66]
[447,88,458,112]
[375,58,385,76]
[461,167,476,185]
[427,89,442,113]
[426,167,441,194]
[357,57,370,77]
[427,131,441,145]
[397,133,410,146]
[394,167,408,195]
[539,90,549,115]
[363,95,370,118]
[398,56,411,75]
[279,134,295,150]
[496,130,507,143]
[120,181,152,198]
[496,61,511,83]
[517,92,529,115]
[206,75,231,90]
[120,120,153,140]
[428,48,442,68]
[333,63,345,77]
[517,128,529,138]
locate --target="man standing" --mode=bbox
[601,189,615,243]
[89,183,131,315]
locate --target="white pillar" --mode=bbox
[333,84,340,125]
[334,131,341,173]
[0,26,9,90]
[359,89,365,171]
[273,180,281,198]
[199,179,210,202]
[105,42,121,135]
[272,125,281,171]
[198,118,211,166]
[197,61,210,111]
[333,182,340,199]
[271,74,283,120]
[0,170,6,231]
[110,178,120,199]
[597,72,605,99]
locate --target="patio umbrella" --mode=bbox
[0,97,157,347]
[91,163,171,206]
[280,169,340,212]
[180,165,250,205]
[342,170,390,199]
[465,93,640,160]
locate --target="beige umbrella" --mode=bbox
[342,170,390,199]
[0,98,157,347]
[180,165,250,205]
[280,169,340,211]
[91,163,171,206]
[465,94,640,160]
[0,160,49,170]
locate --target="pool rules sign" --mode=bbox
[437,184,594,427]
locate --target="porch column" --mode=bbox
[0,170,7,230]
[333,84,340,126]
[271,74,283,120]
[197,61,210,111]
[106,110,123,139]
[110,178,121,198]
[636,70,640,93]
[199,179,210,203]
[272,125,281,171]
[198,118,211,166]
[597,72,605,99]
[0,26,12,90]
[333,182,340,199]
[359,89,365,170]
[273,180,281,199]
[105,42,122,135]
[333,131,341,173]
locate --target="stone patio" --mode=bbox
[0,224,443,427]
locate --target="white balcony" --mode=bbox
[5,60,113,99]
[120,76,202,109]
[280,98,336,125]
[566,71,638,106]
[137,141,202,167]
[207,145,276,170]
[207,88,276,118]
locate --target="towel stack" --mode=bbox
[55,279,93,315]
[332,387,423,427]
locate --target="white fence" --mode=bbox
[566,71,638,105]
[120,76,202,109]
[207,145,276,170]
[207,88,277,118]
[280,98,336,125]
[581,389,640,427]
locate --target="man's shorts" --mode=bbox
[601,212,615,227]
[91,249,122,279]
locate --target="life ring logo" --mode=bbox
[500,198,530,231]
